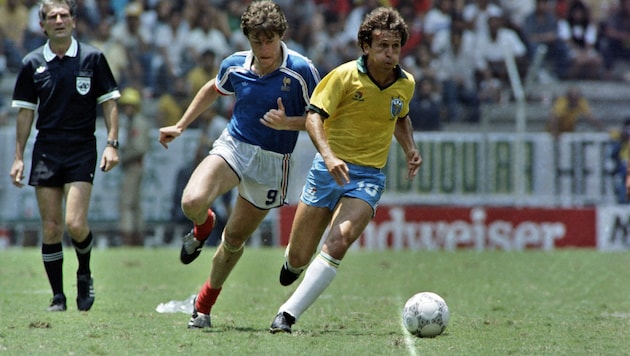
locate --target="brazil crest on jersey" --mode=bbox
[308,55,415,169]
[215,42,320,154]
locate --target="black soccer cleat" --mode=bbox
[76,274,95,311]
[270,311,295,334]
[47,293,67,312]
[279,262,302,286]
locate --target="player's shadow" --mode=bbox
[199,326,259,333]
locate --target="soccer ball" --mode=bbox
[402,292,450,337]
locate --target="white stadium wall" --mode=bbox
[1,127,628,250]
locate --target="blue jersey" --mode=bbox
[215,42,320,154]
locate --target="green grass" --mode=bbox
[1,248,629,355]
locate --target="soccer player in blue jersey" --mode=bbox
[9,0,120,312]
[269,7,422,333]
[158,0,320,329]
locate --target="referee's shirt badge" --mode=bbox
[76,76,91,95]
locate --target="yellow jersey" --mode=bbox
[309,56,415,169]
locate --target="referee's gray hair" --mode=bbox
[39,0,77,21]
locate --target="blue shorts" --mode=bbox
[300,153,385,213]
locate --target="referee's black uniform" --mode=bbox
[12,38,120,186]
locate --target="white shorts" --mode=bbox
[210,129,293,209]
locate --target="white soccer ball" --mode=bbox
[402,292,450,337]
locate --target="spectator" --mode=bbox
[306,10,349,76]
[90,19,129,86]
[422,0,454,47]
[24,0,48,52]
[609,118,630,204]
[93,0,117,24]
[499,0,536,31]
[0,32,8,78]
[403,42,440,84]
[0,0,30,72]
[224,0,247,33]
[409,77,443,131]
[477,74,503,103]
[0,105,7,127]
[433,15,483,123]
[546,86,605,138]
[223,0,249,51]
[186,4,231,60]
[153,4,191,96]
[600,0,630,72]
[110,0,131,21]
[136,0,160,33]
[73,0,100,41]
[186,49,218,97]
[156,76,191,128]
[462,0,504,40]
[398,0,425,58]
[390,0,431,14]
[522,0,571,80]
[110,1,155,95]
[0,90,8,126]
[340,0,381,45]
[282,26,307,56]
[402,42,444,115]
[281,0,317,52]
[118,87,152,246]
[558,0,604,79]
[476,7,529,85]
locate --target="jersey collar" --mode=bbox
[244,41,289,72]
[356,55,407,79]
[43,37,78,62]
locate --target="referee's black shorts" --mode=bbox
[29,139,97,187]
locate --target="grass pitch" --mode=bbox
[0,247,629,355]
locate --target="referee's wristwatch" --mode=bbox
[107,139,119,149]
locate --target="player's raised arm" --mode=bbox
[159,79,220,148]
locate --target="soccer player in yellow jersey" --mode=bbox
[270,7,422,333]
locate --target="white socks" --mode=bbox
[280,251,340,320]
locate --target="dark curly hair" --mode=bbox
[241,0,288,39]
[357,7,409,48]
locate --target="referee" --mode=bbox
[9,0,120,312]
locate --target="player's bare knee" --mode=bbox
[42,220,62,236]
[221,234,245,253]
[288,251,312,268]
[180,197,206,217]
[65,221,87,240]
[323,241,349,260]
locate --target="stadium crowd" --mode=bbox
[2,0,630,127]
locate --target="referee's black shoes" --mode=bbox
[47,293,67,312]
[76,274,94,311]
